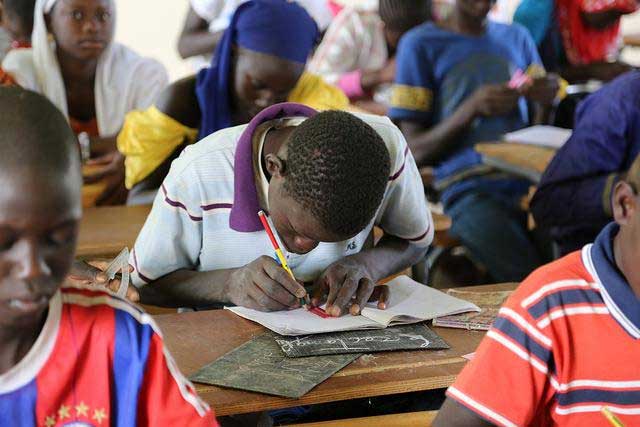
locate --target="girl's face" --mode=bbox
[231,47,305,124]
[47,0,115,62]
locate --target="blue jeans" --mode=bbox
[445,190,544,282]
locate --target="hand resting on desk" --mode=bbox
[67,260,139,302]
[311,256,390,317]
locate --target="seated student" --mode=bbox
[178,0,333,64]
[130,103,433,314]
[118,0,348,204]
[308,0,430,114]
[531,71,640,256]
[433,153,640,427]
[388,0,560,282]
[0,0,36,49]
[513,0,637,83]
[0,87,217,426]
[1,0,169,206]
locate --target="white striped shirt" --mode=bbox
[131,104,432,287]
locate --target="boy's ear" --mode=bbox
[612,181,637,226]
[265,153,287,178]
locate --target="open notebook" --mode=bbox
[227,276,480,336]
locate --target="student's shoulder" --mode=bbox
[333,6,381,30]
[110,42,167,73]
[349,112,409,164]
[399,22,448,49]
[1,48,38,89]
[59,285,155,330]
[592,70,640,105]
[488,20,535,44]
[505,250,593,310]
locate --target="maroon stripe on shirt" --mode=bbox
[389,146,410,182]
[161,185,203,222]
[201,203,234,211]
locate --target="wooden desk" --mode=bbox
[77,205,151,258]
[154,283,517,417]
[624,33,640,48]
[476,142,557,183]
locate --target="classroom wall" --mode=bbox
[114,0,193,82]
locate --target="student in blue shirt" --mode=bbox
[531,71,640,255]
[389,0,559,282]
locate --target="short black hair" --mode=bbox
[379,0,431,32]
[2,0,37,34]
[284,111,391,237]
[0,86,80,182]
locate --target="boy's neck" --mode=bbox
[56,49,98,85]
[0,312,46,375]
[448,9,487,36]
[613,230,640,298]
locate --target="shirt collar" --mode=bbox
[229,102,318,232]
[587,222,640,339]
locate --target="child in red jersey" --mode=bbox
[0,86,218,426]
[434,154,640,426]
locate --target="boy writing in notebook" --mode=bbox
[0,87,217,426]
[131,103,433,316]
[434,153,640,426]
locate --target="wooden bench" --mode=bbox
[286,410,438,427]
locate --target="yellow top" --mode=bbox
[117,72,349,189]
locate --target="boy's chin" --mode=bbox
[0,299,51,329]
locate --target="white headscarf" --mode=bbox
[2,0,168,136]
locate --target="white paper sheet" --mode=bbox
[226,276,480,336]
[503,125,572,149]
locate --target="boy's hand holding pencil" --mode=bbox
[225,255,308,312]
[223,210,309,312]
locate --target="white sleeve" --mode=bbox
[130,58,169,110]
[130,165,204,287]
[375,125,434,248]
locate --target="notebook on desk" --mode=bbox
[226,276,480,336]
[503,125,572,149]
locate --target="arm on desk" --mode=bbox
[312,235,426,317]
[433,398,494,427]
[177,6,224,59]
[139,256,306,311]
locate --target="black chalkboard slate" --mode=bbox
[189,333,359,399]
[274,323,450,357]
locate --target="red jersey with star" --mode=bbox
[0,285,218,427]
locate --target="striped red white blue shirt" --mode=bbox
[448,223,640,426]
[0,285,217,427]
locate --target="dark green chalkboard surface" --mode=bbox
[274,323,449,357]
[189,333,359,398]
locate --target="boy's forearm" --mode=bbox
[177,31,224,59]
[400,99,477,166]
[138,268,236,308]
[349,235,428,283]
